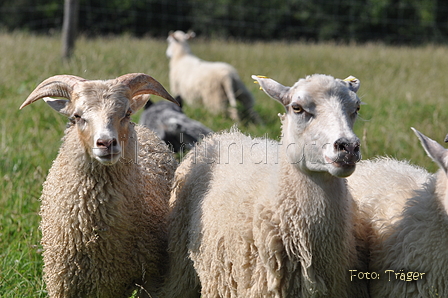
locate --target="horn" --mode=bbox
[116,73,179,106]
[19,75,86,109]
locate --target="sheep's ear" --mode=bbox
[412,127,448,173]
[251,75,291,107]
[341,76,360,93]
[130,94,151,112]
[186,30,196,39]
[43,97,72,116]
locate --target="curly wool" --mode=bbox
[163,128,368,298]
[40,124,176,298]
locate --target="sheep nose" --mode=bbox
[334,137,360,155]
[96,138,118,149]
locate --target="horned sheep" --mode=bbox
[20,73,178,298]
[348,129,448,297]
[162,74,369,297]
[166,30,261,123]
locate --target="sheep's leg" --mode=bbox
[222,78,240,122]
[233,80,262,124]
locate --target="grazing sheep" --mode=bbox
[139,97,212,153]
[20,73,178,298]
[162,74,369,297]
[166,30,261,123]
[351,129,447,297]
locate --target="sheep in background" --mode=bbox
[162,74,369,297]
[139,97,212,153]
[354,128,447,297]
[20,73,178,298]
[166,30,261,124]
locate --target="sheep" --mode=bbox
[162,74,369,297]
[348,129,447,297]
[166,30,261,124]
[19,73,179,298]
[139,97,212,153]
[346,157,430,245]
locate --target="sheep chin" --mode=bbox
[92,150,122,165]
[324,155,357,178]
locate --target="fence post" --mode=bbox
[61,0,79,60]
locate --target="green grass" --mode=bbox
[1,31,448,296]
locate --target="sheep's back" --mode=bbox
[370,172,448,297]
[347,157,430,238]
[169,55,240,112]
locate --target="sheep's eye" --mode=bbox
[73,114,85,124]
[291,103,304,114]
[125,110,132,119]
[71,113,85,125]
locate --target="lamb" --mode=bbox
[162,74,369,297]
[139,97,212,153]
[19,73,179,298]
[349,129,447,297]
[166,30,261,124]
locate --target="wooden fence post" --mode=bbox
[61,0,79,60]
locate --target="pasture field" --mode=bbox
[1,32,448,297]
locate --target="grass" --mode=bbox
[1,31,447,296]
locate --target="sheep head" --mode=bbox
[252,74,361,178]
[20,73,179,166]
[166,30,196,59]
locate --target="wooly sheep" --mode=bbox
[347,157,430,245]
[20,73,178,298]
[349,129,447,297]
[139,98,212,153]
[162,74,369,297]
[166,30,261,123]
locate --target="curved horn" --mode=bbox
[19,75,86,109]
[116,73,179,106]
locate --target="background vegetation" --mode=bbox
[1,0,448,43]
[1,32,448,296]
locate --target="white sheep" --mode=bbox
[349,129,447,297]
[347,157,430,245]
[162,74,369,297]
[20,73,179,298]
[166,30,261,123]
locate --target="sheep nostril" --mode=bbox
[334,138,360,155]
[97,138,117,149]
[334,139,348,152]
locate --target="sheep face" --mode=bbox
[20,73,178,166]
[253,74,361,178]
[63,83,135,165]
[166,30,195,59]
